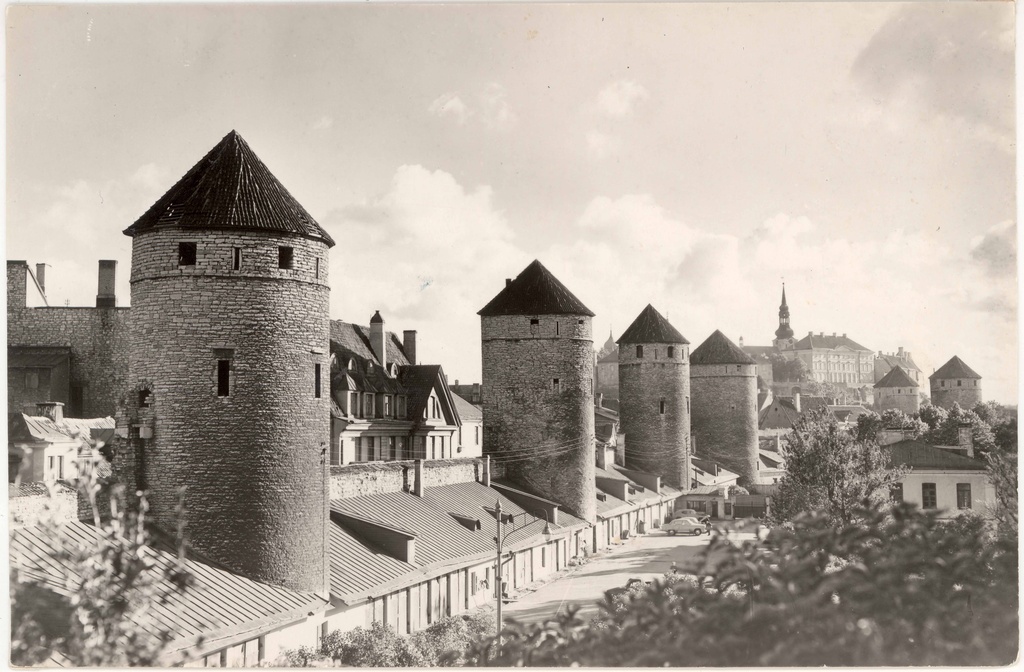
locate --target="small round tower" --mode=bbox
[479,260,596,523]
[689,330,759,486]
[617,305,690,488]
[874,365,920,415]
[122,131,332,593]
[929,355,983,410]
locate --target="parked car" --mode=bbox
[663,517,706,536]
[671,509,710,524]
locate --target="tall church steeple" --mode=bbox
[773,284,795,349]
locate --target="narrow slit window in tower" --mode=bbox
[217,360,231,397]
[556,321,560,336]
[279,246,294,269]
[552,378,561,393]
[659,398,666,415]
[232,247,241,270]
[314,363,322,398]
[315,257,321,279]
[668,346,675,358]
[178,242,197,266]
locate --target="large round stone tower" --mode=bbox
[479,260,596,523]
[874,365,920,415]
[689,330,759,486]
[929,355,983,410]
[617,304,690,488]
[121,131,333,594]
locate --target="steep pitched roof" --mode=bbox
[450,392,482,423]
[930,356,982,380]
[397,365,460,426]
[877,352,921,373]
[690,330,755,366]
[123,131,335,247]
[885,440,987,471]
[329,321,410,367]
[874,366,919,389]
[617,304,688,345]
[791,333,871,352]
[478,260,595,317]
[597,348,619,364]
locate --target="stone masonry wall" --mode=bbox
[930,380,983,410]
[876,387,921,415]
[690,364,759,485]
[481,314,596,523]
[128,227,330,594]
[8,262,130,418]
[329,457,506,499]
[618,342,690,487]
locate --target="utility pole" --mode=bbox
[494,498,504,651]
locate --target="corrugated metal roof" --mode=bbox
[10,520,328,658]
[10,414,115,444]
[886,440,987,471]
[617,304,688,345]
[478,260,595,317]
[690,330,756,366]
[930,355,982,380]
[123,131,335,247]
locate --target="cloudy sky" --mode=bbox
[7,3,1018,403]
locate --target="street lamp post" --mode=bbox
[492,499,554,655]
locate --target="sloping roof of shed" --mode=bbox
[478,260,594,317]
[617,304,688,345]
[690,330,755,365]
[930,356,982,380]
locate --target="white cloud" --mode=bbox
[478,83,516,131]
[311,115,334,131]
[586,131,620,159]
[428,93,471,125]
[595,80,650,118]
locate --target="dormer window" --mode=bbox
[347,359,356,372]
[384,395,393,417]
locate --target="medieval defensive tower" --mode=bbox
[122,131,333,594]
[874,366,920,415]
[689,330,759,485]
[772,284,795,350]
[479,260,596,523]
[929,356,983,410]
[617,304,691,488]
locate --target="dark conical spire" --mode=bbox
[478,260,595,317]
[123,130,335,246]
[775,283,794,341]
[617,304,688,344]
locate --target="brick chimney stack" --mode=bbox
[36,402,64,423]
[369,311,387,368]
[403,330,417,365]
[96,260,117,308]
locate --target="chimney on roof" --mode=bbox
[472,383,480,403]
[414,459,425,497]
[832,332,836,337]
[403,330,417,365]
[819,332,824,337]
[481,455,491,487]
[36,402,64,423]
[96,260,117,308]
[808,331,813,337]
[842,333,847,338]
[713,463,719,476]
[8,261,27,309]
[35,264,46,297]
[958,423,974,458]
[505,278,512,287]
[739,336,744,347]
[454,379,460,386]
[793,392,801,414]
[369,311,387,368]
[898,346,905,357]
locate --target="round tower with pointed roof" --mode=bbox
[874,365,920,415]
[773,284,795,350]
[929,355,982,410]
[689,330,759,485]
[617,305,690,487]
[122,131,332,593]
[479,260,596,523]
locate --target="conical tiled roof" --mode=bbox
[478,260,594,317]
[874,365,919,388]
[123,130,335,247]
[617,305,688,344]
[689,330,755,366]
[930,356,981,380]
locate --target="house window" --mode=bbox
[397,396,407,419]
[922,483,937,509]
[366,436,376,461]
[384,395,393,417]
[471,572,478,596]
[217,360,231,397]
[475,426,480,445]
[659,398,666,415]
[351,392,360,417]
[541,547,547,567]
[636,345,644,358]
[232,247,241,271]
[396,436,405,460]
[957,483,972,510]
[314,363,322,398]
[278,246,294,269]
[668,346,675,358]
[890,483,903,503]
[431,436,437,459]
[388,437,397,460]
[364,393,374,418]
[178,242,197,266]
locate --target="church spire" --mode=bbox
[774,283,794,344]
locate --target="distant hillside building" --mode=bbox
[874,365,920,415]
[929,356,982,410]
[689,330,759,486]
[479,260,597,523]
[616,304,691,488]
[874,347,922,384]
